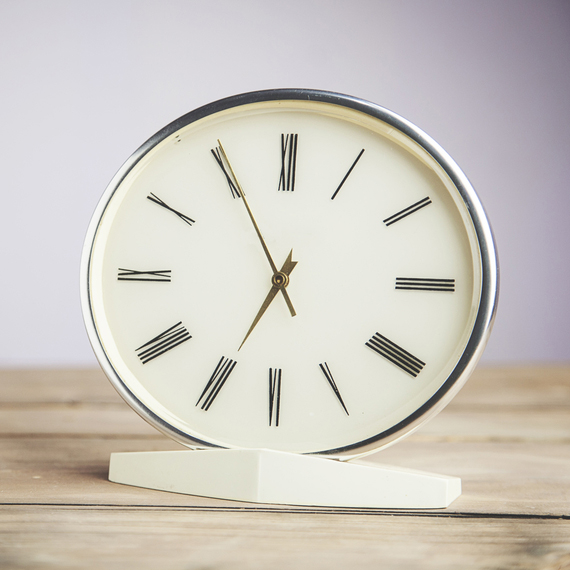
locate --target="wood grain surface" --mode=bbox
[1,366,569,569]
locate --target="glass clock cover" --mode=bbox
[81,89,498,457]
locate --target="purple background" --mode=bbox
[1,0,569,366]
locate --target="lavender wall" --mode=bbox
[1,0,569,366]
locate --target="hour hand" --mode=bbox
[238,250,297,351]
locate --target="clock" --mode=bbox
[81,88,498,462]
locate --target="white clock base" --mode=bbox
[109,448,461,508]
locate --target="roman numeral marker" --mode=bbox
[319,363,349,415]
[383,197,432,226]
[366,332,425,377]
[211,145,241,199]
[135,322,191,364]
[331,148,365,200]
[196,356,237,411]
[147,193,195,226]
[395,277,455,292]
[118,268,171,282]
[278,133,298,192]
[268,368,282,427]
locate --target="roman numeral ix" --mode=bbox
[331,148,365,200]
[196,356,237,411]
[118,268,171,282]
[269,368,282,427]
[135,322,191,364]
[319,362,349,415]
[366,332,425,377]
[278,133,298,192]
[395,277,455,292]
[147,193,195,226]
[211,145,241,199]
[383,197,432,226]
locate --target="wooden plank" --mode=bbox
[2,365,569,407]
[415,407,570,442]
[1,437,569,517]
[0,368,119,403]
[0,405,158,437]
[1,366,568,514]
[454,365,570,407]
[1,400,568,441]
[0,505,569,570]
[1,366,568,441]
[1,366,569,569]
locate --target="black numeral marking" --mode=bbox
[147,193,195,226]
[197,356,237,411]
[211,145,241,199]
[118,268,171,282]
[268,368,282,427]
[318,363,349,415]
[383,197,432,226]
[136,322,191,364]
[366,332,425,377]
[331,149,365,200]
[395,277,455,292]
[278,134,298,192]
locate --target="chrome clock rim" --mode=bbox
[80,89,498,456]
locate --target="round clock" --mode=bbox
[81,89,498,458]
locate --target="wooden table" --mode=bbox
[1,366,569,569]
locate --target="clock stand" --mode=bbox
[109,448,461,508]
[81,90,497,511]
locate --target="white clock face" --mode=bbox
[85,94,492,455]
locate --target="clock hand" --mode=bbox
[238,250,298,351]
[216,140,296,317]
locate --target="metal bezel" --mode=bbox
[80,89,498,457]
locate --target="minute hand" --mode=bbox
[216,140,296,316]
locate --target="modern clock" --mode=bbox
[81,89,498,507]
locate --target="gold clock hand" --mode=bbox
[216,140,297,317]
[238,250,298,351]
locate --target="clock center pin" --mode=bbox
[272,272,289,288]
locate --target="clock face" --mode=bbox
[83,90,497,456]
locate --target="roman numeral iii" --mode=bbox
[278,133,298,192]
[196,356,237,411]
[395,277,455,292]
[383,197,432,226]
[318,362,349,415]
[366,332,425,377]
[268,368,282,427]
[135,322,191,364]
[118,269,171,282]
[147,193,195,226]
